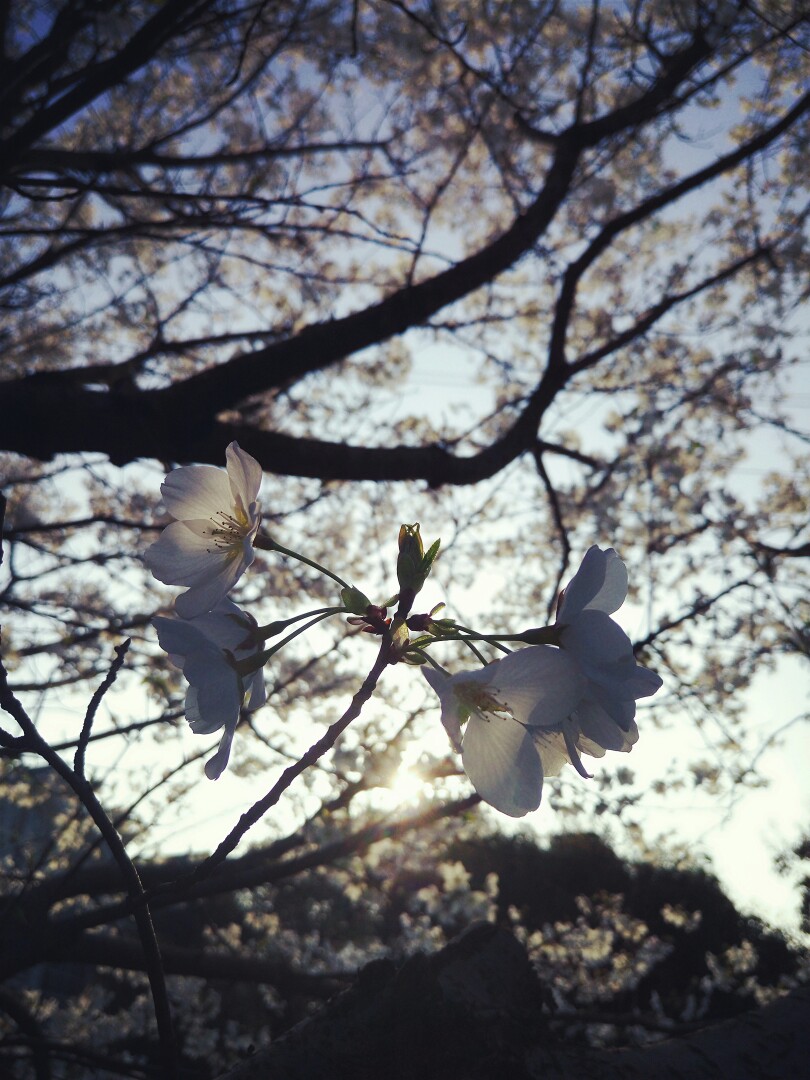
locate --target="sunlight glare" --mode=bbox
[371,765,429,811]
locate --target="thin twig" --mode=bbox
[0,654,178,1078]
[172,635,393,891]
[73,639,130,776]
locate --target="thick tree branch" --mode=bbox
[0,29,732,470]
[1,75,804,478]
[56,933,346,996]
[0,795,481,981]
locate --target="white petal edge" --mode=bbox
[575,698,636,752]
[559,546,628,621]
[174,556,250,618]
[226,442,263,508]
[422,666,464,751]
[204,723,237,780]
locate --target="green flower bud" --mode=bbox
[396,523,441,599]
[397,523,423,587]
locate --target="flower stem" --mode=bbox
[258,610,339,663]
[177,636,393,883]
[448,625,514,654]
[462,637,489,665]
[256,535,349,589]
[255,607,343,640]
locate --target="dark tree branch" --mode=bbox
[0,795,481,981]
[0,985,51,1080]
[0,0,210,167]
[1,86,805,479]
[12,137,392,178]
[56,932,346,996]
[0,657,179,1078]
[549,89,810,372]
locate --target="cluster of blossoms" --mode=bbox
[146,442,266,778]
[422,547,662,817]
[146,444,662,810]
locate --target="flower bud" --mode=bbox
[396,523,440,601]
[388,616,412,662]
[397,523,423,585]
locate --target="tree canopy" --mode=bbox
[1,1,808,1077]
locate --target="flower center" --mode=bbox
[454,681,512,722]
[208,510,248,553]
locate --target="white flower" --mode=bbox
[153,599,267,780]
[423,647,585,817]
[421,547,664,817]
[144,441,262,618]
[555,546,662,751]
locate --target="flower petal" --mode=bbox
[422,666,465,751]
[174,556,249,618]
[160,464,233,520]
[154,614,242,733]
[588,689,637,729]
[575,698,638,752]
[532,730,572,777]
[152,615,213,659]
[226,442,263,510]
[185,655,241,724]
[558,546,628,620]
[245,669,267,710]
[485,646,584,728]
[204,723,237,780]
[567,617,662,705]
[560,609,633,673]
[144,521,230,586]
[576,735,608,760]
[187,599,251,647]
[462,712,542,817]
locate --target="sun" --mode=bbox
[368,765,429,811]
[387,765,429,803]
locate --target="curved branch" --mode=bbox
[548,89,810,370]
[0,656,179,1077]
[1,32,799,484]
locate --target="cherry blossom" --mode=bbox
[153,599,266,780]
[556,546,662,751]
[145,442,262,618]
[423,647,584,817]
[422,548,663,816]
